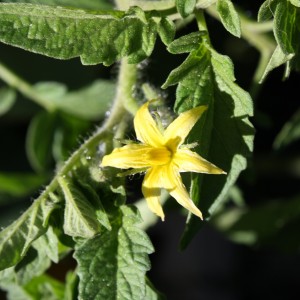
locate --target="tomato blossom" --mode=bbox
[101,101,226,220]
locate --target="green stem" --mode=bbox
[115,59,139,116]
[36,59,138,204]
[195,9,209,32]
[0,61,55,111]
[40,105,122,201]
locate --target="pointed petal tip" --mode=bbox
[215,167,227,175]
[211,167,227,175]
[195,210,203,220]
[155,206,165,221]
[154,210,165,221]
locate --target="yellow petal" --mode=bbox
[174,148,226,174]
[101,144,151,169]
[164,106,207,147]
[142,168,165,221]
[101,144,173,169]
[134,102,164,147]
[142,164,176,190]
[165,165,203,219]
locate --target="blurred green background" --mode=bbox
[1,1,300,299]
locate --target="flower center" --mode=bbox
[146,147,172,165]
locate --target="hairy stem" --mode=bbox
[115,59,139,116]
[34,58,139,206]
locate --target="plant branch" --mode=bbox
[0,61,56,111]
[32,58,139,208]
[114,59,139,116]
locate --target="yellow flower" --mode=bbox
[101,101,226,221]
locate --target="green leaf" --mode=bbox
[26,111,57,172]
[273,109,300,149]
[0,172,47,198]
[0,0,113,10]
[274,0,300,55]
[145,278,165,300]
[33,80,116,120]
[2,274,66,300]
[73,169,111,231]
[58,176,101,238]
[74,205,155,300]
[289,0,300,7]
[24,274,65,300]
[260,46,295,82]
[0,4,158,66]
[0,249,60,299]
[273,0,300,73]
[176,0,196,18]
[258,0,300,75]
[0,266,16,288]
[157,17,175,46]
[64,271,79,300]
[52,114,91,163]
[32,226,60,263]
[1,274,65,300]
[0,283,31,300]
[210,48,253,116]
[0,195,58,270]
[216,0,241,37]
[212,195,300,250]
[257,0,278,22]
[167,32,205,54]
[0,87,16,116]
[163,34,254,248]
[26,110,90,171]
[13,246,51,285]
